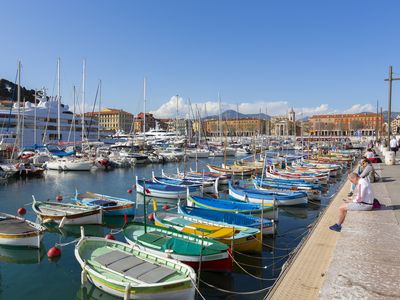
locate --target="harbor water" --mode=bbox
[0,157,347,300]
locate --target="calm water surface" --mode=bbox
[0,157,346,300]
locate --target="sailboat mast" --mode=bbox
[57,58,61,141]
[34,90,37,145]
[73,86,76,147]
[81,59,86,142]
[16,61,21,150]
[143,78,147,141]
[218,93,222,142]
[98,80,102,140]
[175,95,179,138]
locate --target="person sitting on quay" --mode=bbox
[330,172,374,232]
[347,159,365,197]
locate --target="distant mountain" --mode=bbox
[382,111,400,122]
[0,78,37,103]
[204,109,271,120]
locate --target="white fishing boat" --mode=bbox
[0,212,46,248]
[75,231,196,300]
[32,197,103,227]
[187,149,210,158]
[45,158,94,171]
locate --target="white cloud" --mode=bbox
[342,104,375,114]
[151,96,376,118]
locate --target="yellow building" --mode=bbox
[200,118,267,136]
[309,113,383,136]
[85,108,133,133]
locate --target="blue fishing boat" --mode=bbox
[73,191,135,216]
[178,201,275,235]
[186,195,277,219]
[252,178,322,200]
[152,172,214,193]
[229,182,308,206]
[252,176,322,190]
[136,176,198,199]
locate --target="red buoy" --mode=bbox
[147,213,154,222]
[17,207,26,215]
[47,246,61,259]
[56,195,63,201]
[105,233,115,240]
[127,189,132,194]
[162,204,170,210]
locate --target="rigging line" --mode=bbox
[228,251,278,281]
[85,81,100,139]
[199,278,272,295]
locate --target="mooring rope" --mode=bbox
[199,278,272,295]
[190,278,207,300]
[55,238,80,247]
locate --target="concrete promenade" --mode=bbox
[267,161,400,299]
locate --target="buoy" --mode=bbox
[127,189,132,194]
[162,204,170,210]
[105,233,115,240]
[47,246,61,259]
[17,207,26,215]
[56,195,63,201]
[147,213,154,222]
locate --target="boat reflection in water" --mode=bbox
[76,282,121,300]
[0,245,45,264]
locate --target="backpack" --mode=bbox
[372,198,381,209]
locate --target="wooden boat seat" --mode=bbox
[94,249,177,283]
[137,266,176,283]
[95,250,130,266]
[0,218,36,234]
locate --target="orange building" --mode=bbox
[84,108,133,133]
[309,113,383,136]
[201,118,267,136]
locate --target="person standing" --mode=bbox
[390,136,398,156]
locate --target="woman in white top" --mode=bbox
[329,172,374,232]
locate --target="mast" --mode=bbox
[73,86,76,147]
[34,90,37,145]
[143,78,147,141]
[175,94,179,138]
[218,93,222,143]
[98,80,102,140]
[57,58,61,141]
[21,97,25,147]
[81,59,86,142]
[15,61,21,152]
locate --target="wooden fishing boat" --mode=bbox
[75,233,196,300]
[153,210,262,253]
[124,222,232,272]
[0,212,46,248]
[229,182,308,206]
[135,177,197,199]
[187,195,276,217]
[252,178,322,200]
[73,191,135,216]
[178,202,275,235]
[265,170,328,184]
[152,172,214,193]
[32,197,103,226]
[207,164,255,176]
[187,168,230,184]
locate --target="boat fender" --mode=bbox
[147,213,154,222]
[17,207,26,215]
[105,233,115,240]
[56,195,63,201]
[47,246,61,259]
[127,189,132,194]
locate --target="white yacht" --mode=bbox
[0,89,100,148]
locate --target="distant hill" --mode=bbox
[204,109,271,120]
[383,111,400,122]
[0,78,37,103]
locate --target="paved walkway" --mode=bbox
[267,161,400,300]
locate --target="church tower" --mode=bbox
[288,108,296,135]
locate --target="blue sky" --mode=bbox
[1,0,400,117]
